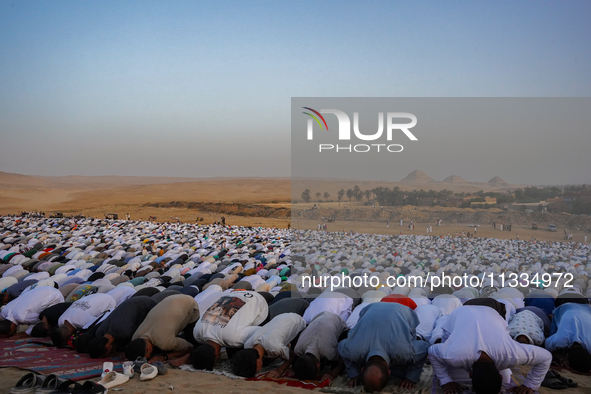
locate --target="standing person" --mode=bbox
[429,306,551,394]
[124,294,199,362]
[338,303,429,391]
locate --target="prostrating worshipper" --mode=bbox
[191,290,268,370]
[338,302,430,392]
[0,279,38,305]
[463,298,507,320]
[507,309,545,346]
[87,296,157,358]
[414,304,443,342]
[51,293,117,348]
[30,302,72,337]
[231,313,306,378]
[303,289,357,324]
[545,301,591,373]
[0,286,64,338]
[261,297,309,325]
[292,311,347,381]
[124,294,199,362]
[428,305,552,394]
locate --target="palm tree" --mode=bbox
[315,192,321,202]
[337,189,345,205]
[301,189,311,203]
[364,189,372,202]
[323,192,330,202]
[346,189,353,202]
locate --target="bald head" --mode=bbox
[362,357,389,392]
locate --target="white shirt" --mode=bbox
[245,313,306,360]
[415,304,443,342]
[58,293,117,329]
[1,286,64,325]
[431,295,462,316]
[428,306,552,390]
[106,286,137,306]
[193,291,268,348]
[303,291,354,324]
[346,302,373,329]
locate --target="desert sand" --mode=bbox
[1,172,590,392]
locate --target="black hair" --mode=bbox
[31,322,49,337]
[362,357,389,392]
[73,333,94,353]
[293,353,319,380]
[88,336,109,358]
[0,320,14,336]
[50,327,70,348]
[471,360,502,394]
[190,344,217,371]
[569,343,591,373]
[124,338,147,361]
[231,348,259,378]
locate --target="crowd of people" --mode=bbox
[0,215,590,393]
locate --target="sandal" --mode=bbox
[550,370,578,388]
[541,371,568,390]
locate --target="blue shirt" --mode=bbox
[337,302,430,382]
[545,303,591,353]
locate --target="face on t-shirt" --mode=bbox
[201,293,252,328]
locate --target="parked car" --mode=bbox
[548,224,557,232]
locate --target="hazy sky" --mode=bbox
[1,1,590,181]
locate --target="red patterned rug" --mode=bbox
[0,338,123,380]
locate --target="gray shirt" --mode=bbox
[295,311,346,361]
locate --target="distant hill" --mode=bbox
[488,176,508,186]
[442,175,468,183]
[400,170,435,183]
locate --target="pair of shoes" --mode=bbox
[47,380,83,393]
[140,364,158,381]
[49,380,106,394]
[541,370,578,390]
[35,374,65,393]
[96,371,129,389]
[133,356,148,373]
[122,361,135,378]
[11,373,45,393]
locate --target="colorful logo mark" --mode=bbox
[302,107,329,131]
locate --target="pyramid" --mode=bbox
[488,176,507,186]
[400,170,435,183]
[442,175,467,183]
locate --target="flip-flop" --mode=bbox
[541,371,568,390]
[36,374,65,393]
[78,381,107,394]
[550,370,578,388]
[11,372,45,393]
[50,380,84,394]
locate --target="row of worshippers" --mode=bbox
[3,282,590,393]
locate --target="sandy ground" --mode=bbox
[1,366,590,394]
[0,367,314,393]
[1,173,590,392]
